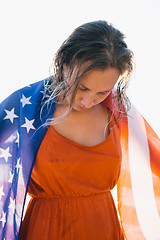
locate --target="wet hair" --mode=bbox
[44,20,134,124]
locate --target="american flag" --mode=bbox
[118,105,160,240]
[0,79,160,239]
[0,79,55,239]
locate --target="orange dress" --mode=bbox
[19,121,124,240]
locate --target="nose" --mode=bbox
[80,96,95,109]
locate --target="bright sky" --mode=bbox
[0,0,160,136]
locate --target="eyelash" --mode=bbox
[98,92,109,95]
[78,87,88,91]
[79,87,109,95]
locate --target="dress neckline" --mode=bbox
[49,112,117,149]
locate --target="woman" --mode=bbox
[0,20,160,240]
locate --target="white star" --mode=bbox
[8,197,15,213]
[20,94,32,108]
[8,171,14,183]
[21,117,35,133]
[3,108,18,124]
[15,158,22,171]
[0,186,5,200]
[15,132,20,147]
[0,211,6,227]
[0,147,12,162]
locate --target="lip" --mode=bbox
[75,104,88,111]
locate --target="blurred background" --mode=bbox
[0,0,160,213]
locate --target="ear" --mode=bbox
[63,64,66,70]
[63,64,71,79]
[63,64,69,81]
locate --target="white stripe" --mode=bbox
[120,187,135,207]
[128,105,160,240]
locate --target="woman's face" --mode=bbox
[64,67,120,112]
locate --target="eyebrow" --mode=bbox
[80,84,112,93]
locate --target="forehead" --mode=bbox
[80,68,120,91]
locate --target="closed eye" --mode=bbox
[97,91,110,95]
[78,87,89,91]
[78,84,111,95]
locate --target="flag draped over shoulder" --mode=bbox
[0,80,160,240]
[0,80,55,239]
[117,105,160,240]
[103,93,160,240]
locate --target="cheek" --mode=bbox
[74,92,83,102]
[96,93,110,103]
